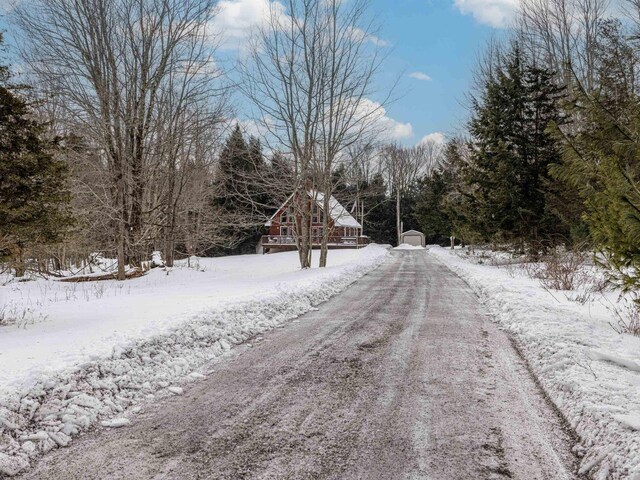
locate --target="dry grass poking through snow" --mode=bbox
[608,295,640,337]
[453,245,640,337]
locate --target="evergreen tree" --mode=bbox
[551,22,640,291]
[331,164,351,203]
[362,173,394,244]
[270,151,293,181]
[522,65,571,243]
[466,45,566,250]
[248,136,265,172]
[399,180,422,234]
[414,169,453,245]
[0,44,71,276]
[247,135,271,216]
[438,140,480,246]
[213,125,266,254]
[216,125,251,208]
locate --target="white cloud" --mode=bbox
[210,0,287,50]
[233,118,265,138]
[356,98,413,140]
[211,1,389,51]
[368,35,391,48]
[419,132,446,145]
[349,27,390,48]
[408,72,432,81]
[241,98,412,148]
[387,119,413,140]
[0,1,11,14]
[453,0,519,28]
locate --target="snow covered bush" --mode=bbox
[535,251,588,291]
[609,295,640,337]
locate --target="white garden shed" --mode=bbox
[400,230,425,247]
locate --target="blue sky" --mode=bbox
[368,0,509,144]
[0,0,516,145]
[208,0,517,145]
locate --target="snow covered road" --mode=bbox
[20,251,581,479]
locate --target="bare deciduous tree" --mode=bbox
[242,0,387,268]
[517,0,611,89]
[382,142,441,245]
[16,0,226,278]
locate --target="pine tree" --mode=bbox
[551,21,640,291]
[414,169,453,245]
[247,135,270,216]
[213,126,270,254]
[0,45,71,276]
[363,173,394,244]
[522,65,569,243]
[399,180,422,235]
[466,45,566,250]
[437,140,479,246]
[216,125,251,208]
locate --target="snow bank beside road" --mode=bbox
[429,246,640,479]
[0,245,388,476]
[393,244,425,250]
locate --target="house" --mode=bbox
[262,190,370,253]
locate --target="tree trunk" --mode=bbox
[164,173,177,268]
[319,192,331,268]
[14,243,26,277]
[164,225,175,268]
[396,189,402,246]
[297,195,312,269]
[116,170,127,281]
[129,152,144,267]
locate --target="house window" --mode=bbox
[280,226,292,236]
[281,206,293,224]
[312,204,322,224]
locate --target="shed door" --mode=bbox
[404,235,422,247]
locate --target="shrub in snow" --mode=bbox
[535,251,588,291]
[88,252,111,272]
[608,295,640,337]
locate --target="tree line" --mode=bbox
[414,0,640,295]
[0,0,444,278]
[11,0,639,298]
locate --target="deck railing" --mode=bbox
[261,235,370,248]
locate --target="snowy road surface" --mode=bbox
[21,251,581,479]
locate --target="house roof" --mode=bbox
[265,191,295,227]
[265,190,362,229]
[311,191,361,228]
[402,230,424,236]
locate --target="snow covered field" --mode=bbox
[430,246,640,480]
[0,245,389,476]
